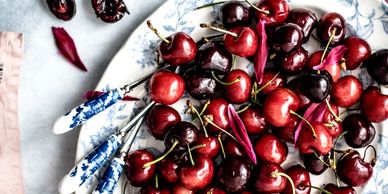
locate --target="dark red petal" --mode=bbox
[52,27,87,71]
[293,102,320,145]
[122,95,140,101]
[313,45,347,70]
[83,90,104,100]
[253,20,268,84]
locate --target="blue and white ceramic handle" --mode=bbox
[53,89,124,134]
[58,134,122,194]
[92,157,125,194]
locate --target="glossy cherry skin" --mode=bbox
[263,88,300,127]
[323,183,356,194]
[204,98,230,133]
[149,70,185,105]
[172,184,195,194]
[322,102,342,138]
[195,135,220,158]
[286,8,317,43]
[179,154,214,190]
[254,0,289,27]
[183,68,218,100]
[239,107,268,135]
[159,32,197,66]
[219,1,252,28]
[223,27,258,57]
[159,156,179,183]
[365,49,388,85]
[253,163,287,193]
[217,156,252,192]
[342,113,376,148]
[306,50,341,82]
[224,137,246,157]
[272,115,298,143]
[222,69,252,104]
[254,133,288,164]
[140,185,171,194]
[46,0,76,21]
[198,187,226,194]
[275,47,308,75]
[343,36,371,70]
[330,75,363,107]
[270,23,303,53]
[125,149,156,187]
[301,70,333,103]
[316,12,346,46]
[360,86,388,122]
[287,78,312,112]
[196,42,233,74]
[256,70,286,95]
[297,122,333,155]
[164,121,199,151]
[337,150,374,186]
[302,153,329,175]
[284,165,311,194]
[146,105,181,140]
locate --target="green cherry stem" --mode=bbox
[271,171,295,194]
[218,132,226,159]
[203,115,237,141]
[236,103,251,114]
[244,0,270,15]
[143,141,179,168]
[303,185,332,194]
[320,28,337,64]
[187,143,195,166]
[200,23,238,37]
[155,174,159,189]
[187,100,209,137]
[290,110,317,138]
[195,1,225,10]
[253,71,280,95]
[325,98,342,122]
[147,20,170,44]
[313,150,331,167]
[211,71,241,85]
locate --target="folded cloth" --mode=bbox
[0,31,24,194]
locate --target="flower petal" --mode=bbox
[253,20,268,84]
[313,45,347,70]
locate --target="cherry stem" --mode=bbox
[202,33,224,41]
[254,71,280,95]
[313,150,331,167]
[199,100,211,116]
[236,103,251,114]
[211,71,241,85]
[269,53,277,60]
[325,99,342,122]
[122,180,128,194]
[363,144,377,167]
[335,173,341,188]
[200,23,238,37]
[143,141,178,168]
[155,174,159,189]
[195,1,225,10]
[203,115,237,141]
[187,100,209,137]
[187,143,195,166]
[303,185,332,194]
[290,110,317,138]
[324,122,335,128]
[340,58,347,70]
[320,28,337,64]
[271,171,295,194]
[179,144,205,160]
[232,55,237,70]
[218,132,226,159]
[244,0,270,15]
[147,20,170,44]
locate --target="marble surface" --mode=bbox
[0,0,164,193]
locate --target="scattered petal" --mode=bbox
[313,45,347,70]
[253,20,268,84]
[122,95,140,101]
[294,103,320,145]
[83,90,139,101]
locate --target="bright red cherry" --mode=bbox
[322,102,342,138]
[146,105,181,140]
[224,137,246,157]
[330,75,363,107]
[360,86,388,122]
[323,183,356,194]
[253,163,287,193]
[223,26,258,57]
[149,70,185,105]
[343,36,371,70]
[306,50,341,82]
[158,32,197,66]
[256,70,286,95]
[172,184,195,194]
[203,98,230,133]
[222,69,252,104]
[158,156,179,183]
[284,165,311,194]
[125,149,156,187]
[272,115,298,143]
[275,47,308,75]
[254,0,289,27]
[239,107,268,135]
[179,154,214,190]
[195,135,221,158]
[254,133,288,164]
[296,122,333,155]
[337,150,374,186]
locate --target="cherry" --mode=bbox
[179,154,214,190]
[287,78,312,112]
[254,0,289,27]
[256,70,286,95]
[360,86,388,122]
[342,113,376,148]
[316,12,346,46]
[196,42,233,74]
[125,149,156,187]
[301,70,333,103]
[146,105,181,140]
[343,36,371,70]
[198,187,226,194]
[183,68,218,100]
[275,47,308,75]
[365,49,388,85]
[284,165,311,194]
[219,1,252,28]
[302,153,329,175]
[239,107,268,135]
[222,69,252,104]
[217,156,252,192]
[140,185,171,194]
[203,98,230,133]
[149,70,185,105]
[158,156,179,183]
[224,137,246,157]
[337,149,375,186]
[322,102,342,138]
[272,115,298,143]
[306,50,341,82]
[254,133,288,164]
[253,163,287,193]
[296,122,333,155]
[172,184,195,194]
[46,0,76,21]
[223,26,258,57]
[195,135,220,158]
[323,183,356,194]
[270,23,303,53]
[263,88,300,127]
[330,75,363,107]
[164,121,199,151]
[286,8,317,43]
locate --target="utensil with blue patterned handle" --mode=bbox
[57,101,155,194]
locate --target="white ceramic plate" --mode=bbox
[75,0,388,193]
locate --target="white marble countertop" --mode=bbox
[0,0,164,193]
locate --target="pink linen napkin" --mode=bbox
[0,31,24,194]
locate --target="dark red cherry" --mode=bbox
[172,184,195,194]
[254,0,289,27]
[365,49,388,85]
[179,154,214,190]
[254,133,288,164]
[316,12,346,46]
[337,150,374,186]
[239,107,268,135]
[198,187,226,194]
[223,27,258,57]
[275,46,308,75]
[158,156,179,183]
[149,70,185,105]
[270,23,303,53]
[222,69,252,104]
[203,98,230,133]
[196,42,233,74]
[224,137,246,157]
[284,165,311,194]
[330,75,363,107]
[297,122,333,155]
[321,102,342,138]
[140,185,170,194]
[302,153,329,175]
[256,70,287,95]
[301,70,333,103]
[323,183,356,194]
[91,0,128,23]
[343,36,371,70]
[46,0,76,21]
[253,163,287,193]
[286,8,317,43]
[272,115,298,143]
[146,105,181,140]
[159,32,197,66]
[342,113,376,148]
[220,1,252,28]
[287,78,312,112]
[217,156,252,192]
[195,135,220,158]
[164,121,199,151]
[306,50,341,82]
[360,86,388,122]
[183,68,218,100]
[125,149,156,187]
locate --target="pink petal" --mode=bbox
[308,101,328,122]
[293,103,320,145]
[253,20,268,84]
[227,104,257,164]
[313,45,347,70]
[52,27,87,71]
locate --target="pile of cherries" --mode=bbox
[124,0,388,193]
